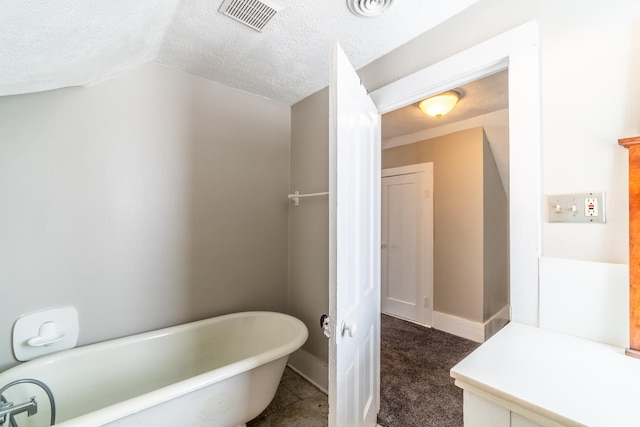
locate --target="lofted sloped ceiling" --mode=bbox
[0,0,480,105]
[0,0,181,97]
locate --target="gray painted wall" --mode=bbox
[0,63,291,370]
[288,88,330,362]
[482,132,510,321]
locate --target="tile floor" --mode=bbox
[248,367,385,426]
[248,367,328,426]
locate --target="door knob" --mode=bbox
[320,314,331,339]
[341,321,357,337]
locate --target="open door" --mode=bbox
[328,42,381,427]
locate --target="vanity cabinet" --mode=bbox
[451,322,640,427]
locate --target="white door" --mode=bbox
[381,164,433,326]
[329,42,380,427]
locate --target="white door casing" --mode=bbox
[328,42,381,427]
[381,163,434,326]
[370,21,540,326]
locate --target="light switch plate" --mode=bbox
[547,192,606,223]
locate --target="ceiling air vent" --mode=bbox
[347,0,393,17]
[218,0,282,32]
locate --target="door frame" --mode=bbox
[371,20,541,326]
[381,163,434,326]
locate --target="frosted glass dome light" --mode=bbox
[418,90,461,118]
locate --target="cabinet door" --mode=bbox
[463,390,510,427]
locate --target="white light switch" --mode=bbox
[547,192,605,223]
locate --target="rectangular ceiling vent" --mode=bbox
[219,0,282,32]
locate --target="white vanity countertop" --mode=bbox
[450,322,640,426]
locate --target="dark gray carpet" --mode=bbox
[378,314,480,427]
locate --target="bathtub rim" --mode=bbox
[1,311,308,427]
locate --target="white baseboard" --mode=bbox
[287,308,510,392]
[433,306,510,343]
[433,311,485,343]
[287,348,328,394]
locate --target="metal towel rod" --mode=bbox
[287,190,329,207]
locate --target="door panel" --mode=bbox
[387,179,419,305]
[329,42,380,427]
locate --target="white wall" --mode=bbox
[540,1,635,263]
[362,0,639,265]
[0,63,291,370]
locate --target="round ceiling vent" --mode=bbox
[347,0,394,17]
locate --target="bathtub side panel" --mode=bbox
[102,358,288,427]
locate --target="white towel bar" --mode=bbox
[287,190,329,206]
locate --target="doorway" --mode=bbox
[376,71,510,426]
[370,20,541,327]
[367,18,543,427]
[380,69,510,340]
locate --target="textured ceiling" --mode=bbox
[0,0,480,105]
[0,0,181,97]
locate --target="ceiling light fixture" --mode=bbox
[347,0,393,17]
[418,90,461,118]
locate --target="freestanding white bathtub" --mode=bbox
[0,311,308,427]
